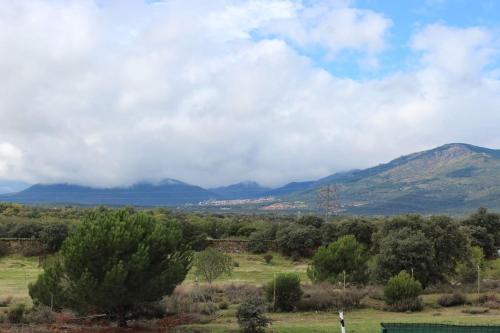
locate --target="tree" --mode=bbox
[193,248,233,285]
[297,216,324,229]
[456,246,485,283]
[276,224,321,257]
[29,209,191,327]
[372,215,469,286]
[307,235,368,284]
[462,208,500,258]
[236,297,271,333]
[373,228,435,286]
[38,222,69,253]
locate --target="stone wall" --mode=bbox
[207,239,278,253]
[0,238,44,256]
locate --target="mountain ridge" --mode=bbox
[2,143,500,213]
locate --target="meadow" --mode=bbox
[2,253,500,332]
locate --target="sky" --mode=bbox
[1,0,500,188]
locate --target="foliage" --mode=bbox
[276,224,321,257]
[29,209,191,326]
[322,218,376,249]
[456,246,485,283]
[373,215,468,286]
[266,273,303,312]
[248,230,271,254]
[297,216,324,229]
[384,271,423,312]
[373,228,434,286]
[236,297,271,333]
[29,256,68,310]
[463,208,500,258]
[38,222,69,253]
[194,248,234,285]
[308,235,368,284]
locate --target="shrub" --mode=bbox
[437,292,466,307]
[266,273,303,312]
[263,254,273,264]
[7,303,26,323]
[236,297,271,333]
[218,283,263,304]
[297,285,366,311]
[24,305,56,324]
[297,216,324,229]
[384,271,423,312]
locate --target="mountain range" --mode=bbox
[2,143,500,214]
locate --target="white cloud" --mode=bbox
[0,1,499,188]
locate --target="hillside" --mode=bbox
[209,181,271,199]
[0,179,218,206]
[284,143,500,214]
[2,143,500,213]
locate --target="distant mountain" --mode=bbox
[0,180,30,194]
[3,143,500,213]
[286,143,500,214]
[209,181,271,199]
[0,179,218,206]
[263,180,316,196]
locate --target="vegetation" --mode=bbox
[236,297,271,333]
[384,271,423,312]
[307,235,368,284]
[193,248,234,285]
[266,273,303,312]
[29,209,191,326]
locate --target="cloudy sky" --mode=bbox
[1,0,500,188]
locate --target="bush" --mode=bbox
[437,292,466,307]
[218,283,263,304]
[263,254,273,264]
[24,305,56,324]
[297,285,366,311]
[266,273,303,312]
[384,271,423,312]
[236,297,271,333]
[7,303,26,323]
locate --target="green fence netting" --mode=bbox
[381,323,500,333]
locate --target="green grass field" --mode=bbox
[0,255,40,303]
[1,254,500,332]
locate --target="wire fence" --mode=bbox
[381,323,500,333]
